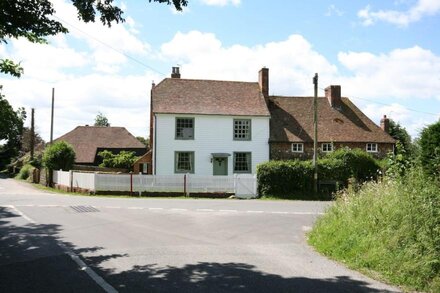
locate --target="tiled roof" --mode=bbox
[269,96,396,143]
[55,126,146,163]
[152,78,270,116]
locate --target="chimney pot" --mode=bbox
[325,85,342,109]
[171,67,181,78]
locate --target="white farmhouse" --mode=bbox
[150,67,270,175]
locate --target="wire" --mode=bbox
[52,15,166,76]
[318,87,438,117]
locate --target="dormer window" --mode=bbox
[176,118,194,140]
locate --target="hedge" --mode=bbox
[257,148,381,199]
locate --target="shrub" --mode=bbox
[16,163,32,180]
[98,150,138,170]
[419,120,440,177]
[257,148,381,198]
[42,141,75,171]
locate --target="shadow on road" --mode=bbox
[1,206,397,293]
[86,257,397,292]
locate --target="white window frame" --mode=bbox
[321,143,334,153]
[291,143,304,153]
[366,143,378,153]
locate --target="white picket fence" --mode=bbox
[53,170,257,198]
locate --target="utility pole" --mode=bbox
[50,88,54,144]
[313,73,318,194]
[30,108,35,160]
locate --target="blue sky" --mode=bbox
[1,0,439,140]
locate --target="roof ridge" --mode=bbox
[162,77,258,84]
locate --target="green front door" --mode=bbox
[213,157,228,175]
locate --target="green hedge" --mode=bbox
[257,148,381,199]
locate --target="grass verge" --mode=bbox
[308,168,440,292]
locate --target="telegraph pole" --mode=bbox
[50,88,54,144]
[313,73,318,194]
[30,108,35,160]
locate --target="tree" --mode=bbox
[0,0,188,77]
[42,141,76,171]
[94,112,110,127]
[20,127,45,154]
[388,119,413,156]
[98,150,138,169]
[136,136,150,149]
[418,120,440,177]
[0,86,26,168]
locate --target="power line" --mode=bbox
[52,15,166,76]
[318,87,438,117]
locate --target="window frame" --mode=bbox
[175,117,195,140]
[366,143,378,153]
[321,142,334,153]
[233,119,252,141]
[291,143,304,153]
[174,151,195,174]
[233,152,252,174]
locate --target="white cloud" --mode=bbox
[325,4,344,17]
[199,0,241,7]
[160,31,338,95]
[358,0,440,26]
[337,46,440,100]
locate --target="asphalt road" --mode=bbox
[0,177,401,292]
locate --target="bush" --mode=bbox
[419,120,440,177]
[42,141,75,171]
[308,167,440,292]
[257,148,381,199]
[16,163,32,180]
[98,150,138,170]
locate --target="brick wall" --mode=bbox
[270,142,394,160]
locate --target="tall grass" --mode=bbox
[308,167,440,292]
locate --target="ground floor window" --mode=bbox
[291,143,304,153]
[175,151,194,173]
[321,143,333,153]
[233,152,251,173]
[366,143,378,153]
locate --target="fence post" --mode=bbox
[253,174,257,197]
[234,174,238,195]
[183,174,187,197]
[130,172,133,196]
[139,172,142,197]
[93,172,97,194]
[69,170,73,192]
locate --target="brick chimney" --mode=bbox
[325,85,342,109]
[380,115,390,133]
[259,67,269,98]
[171,67,180,78]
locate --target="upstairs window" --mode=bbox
[321,143,333,153]
[291,143,304,153]
[176,118,194,140]
[366,143,378,153]
[233,152,251,173]
[233,119,251,140]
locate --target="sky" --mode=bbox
[1,0,439,141]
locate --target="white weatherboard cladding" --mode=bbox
[154,114,269,175]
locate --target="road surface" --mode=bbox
[0,177,401,292]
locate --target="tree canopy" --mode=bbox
[388,119,413,155]
[0,0,188,77]
[419,120,440,177]
[42,140,76,171]
[94,112,110,127]
[0,86,26,168]
[98,150,138,170]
